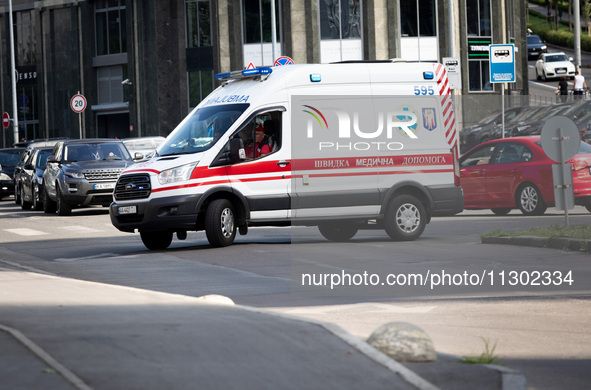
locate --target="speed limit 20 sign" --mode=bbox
[70,94,87,113]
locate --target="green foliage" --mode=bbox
[528,9,591,52]
[481,224,591,240]
[460,338,501,365]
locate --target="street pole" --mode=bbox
[8,0,19,145]
[574,0,581,69]
[270,0,277,62]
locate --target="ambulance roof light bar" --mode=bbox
[215,67,273,82]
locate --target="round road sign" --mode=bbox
[540,116,580,163]
[2,112,10,129]
[273,56,295,66]
[70,94,87,113]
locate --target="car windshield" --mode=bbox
[64,143,131,162]
[511,107,545,122]
[159,103,249,157]
[546,54,568,62]
[527,35,543,44]
[0,150,23,167]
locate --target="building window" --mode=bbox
[319,0,362,63]
[242,0,282,67]
[186,0,213,108]
[466,0,492,92]
[399,0,437,61]
[15,11,35,66]
[187,0,211,47]
[97,65,127,104]
[188,70,214,108]
[95,0,127,56]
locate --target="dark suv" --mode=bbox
[43,139,134,216]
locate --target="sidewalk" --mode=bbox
[0,269,524,390]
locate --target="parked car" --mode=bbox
[507,103,574,137]
[13,139,67,205]
[123,136,165,160]
[17,147,53,210]
[460,106,527,153]
[460,136,591,216]
[527,34,547,60]
[535,52,576,81]
[42,139,134,216]
[0,147,26,200]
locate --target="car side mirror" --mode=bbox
[569,57,574,62]
[229,137,246,163]
[47,155,58,164]
[134,152,144,160]
[24,163,34,170]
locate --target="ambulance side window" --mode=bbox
[233,110,282,162]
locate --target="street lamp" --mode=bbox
[8,0,19,145]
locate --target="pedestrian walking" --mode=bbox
[557,76,569,102]
[573,71,588,100]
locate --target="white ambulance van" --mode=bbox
[110,61,464,250]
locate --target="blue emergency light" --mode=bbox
[215,67,273,81]
[423,71,434,80]
[310,74,322,82]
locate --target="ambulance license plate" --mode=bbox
[118,205,137,215]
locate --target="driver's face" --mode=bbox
[255,130,264,142]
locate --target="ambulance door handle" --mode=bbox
[277,160,290,167]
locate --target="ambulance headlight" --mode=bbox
[158,163,197,185]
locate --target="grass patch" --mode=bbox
[481,224,591,240]
[460,338,501,365]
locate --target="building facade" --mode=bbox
[0,0,528,147]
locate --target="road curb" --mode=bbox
[482,235,591,253]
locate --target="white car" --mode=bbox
[535,52,576,81]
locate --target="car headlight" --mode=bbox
[541,46,547,50]
[65,171,85,179]
[518,125,531,132]
[158,163,197,185]
[0,173,10,180]
[545,66,553,72]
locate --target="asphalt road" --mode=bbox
[1,200,590,389]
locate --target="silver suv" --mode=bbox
[43,139,134,216]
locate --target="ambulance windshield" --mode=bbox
[159,103,249,156]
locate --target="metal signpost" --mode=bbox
[70,93,87,139]
[442,57,462,90]
[540,116,581,227]
[489,44,516,138]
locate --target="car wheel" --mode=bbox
[516,183,547,216]
[56,186,72,216]
[318,222,358,242]
[205,199,236,247]
[491,208,512,216]
[384,194,427,241]
[43,186,57,214]
[20,187,32,210]
[140,230,173,250]
[32,184,43,211]
[536,68,541,81]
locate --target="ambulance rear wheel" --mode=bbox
[205,199,236,247]
[384,195,426,241]
[140,230,173,250]
[318,222,358,242]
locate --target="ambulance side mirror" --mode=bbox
[229,137,246,163]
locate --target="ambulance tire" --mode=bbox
[140,230,173,250]
[205,199,237,247]
[384,194,426,241]
[318,222,358,242]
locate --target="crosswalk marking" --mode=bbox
[60,226,102,233]
[4,228,50,236]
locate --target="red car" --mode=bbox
[459,136,591,215]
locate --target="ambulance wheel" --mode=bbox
[384,195,426,241]
[140,230,173,250]
[318,222,358,242]
[516,183,546,216]
[205,199,236,247]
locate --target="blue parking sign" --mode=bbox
[489,44,515,83]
